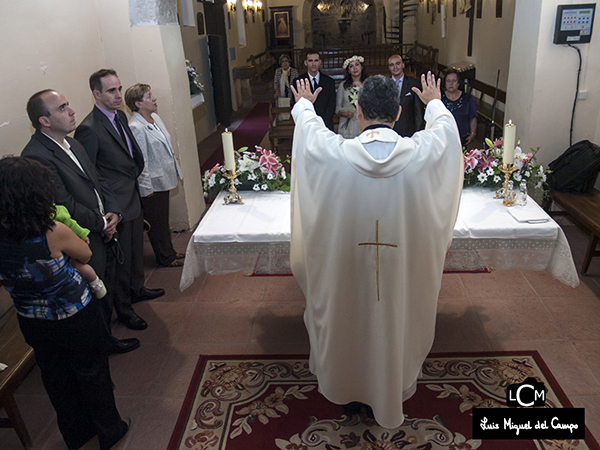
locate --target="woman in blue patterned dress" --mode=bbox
[0,156,128,450]
[442,69,477,147]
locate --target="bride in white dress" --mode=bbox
[335,55,367,139]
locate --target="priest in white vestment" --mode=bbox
[290,73,463,428]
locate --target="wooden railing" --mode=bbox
[246,51,276,79]
[404,41,439,78]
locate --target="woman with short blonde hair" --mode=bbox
[125,83,184,267]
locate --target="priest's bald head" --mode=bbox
[356,75,402,131]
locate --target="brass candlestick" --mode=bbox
[494,163,518,199]
[223,170,244,205]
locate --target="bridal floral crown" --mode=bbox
[342,55,364,69]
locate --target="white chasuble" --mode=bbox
[290,98,463,428]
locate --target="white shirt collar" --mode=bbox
[41,132,71,152]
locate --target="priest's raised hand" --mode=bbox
[291,78,322,104]
[411,70,442,105]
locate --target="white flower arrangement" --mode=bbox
[186,60,203,95]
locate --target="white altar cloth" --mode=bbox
[180,188,579,290]
[193,191,290,244]
[453,188,557,240]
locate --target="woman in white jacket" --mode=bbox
[125,84,184,267]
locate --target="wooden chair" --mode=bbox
[268,104,294,153]
[0,303,35,448]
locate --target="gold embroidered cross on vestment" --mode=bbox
[358,220,397,301]
[366,130,379,139]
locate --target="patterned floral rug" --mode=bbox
[168,352,599,450]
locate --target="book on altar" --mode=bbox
[508,202,550,223]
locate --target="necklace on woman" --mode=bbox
[445,91,461,101]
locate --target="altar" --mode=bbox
[180,188,580,291]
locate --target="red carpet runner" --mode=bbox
[202,102,271,172]
[168,352,599,450]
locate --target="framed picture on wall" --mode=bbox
[270,6,293,48]
[274,11,290,38]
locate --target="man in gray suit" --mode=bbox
[388,55,425,137]
[22,89,140,354]
[75,69,165,331]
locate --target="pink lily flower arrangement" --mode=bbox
[258,148,283,178]
[202,146,290,201]
[463,138,547,199]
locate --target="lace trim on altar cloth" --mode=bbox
[193,241,290,256]
[547,228,580,288]
[446,231,579,287]
[179,233,580,291]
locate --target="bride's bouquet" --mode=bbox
[341,86,360,130]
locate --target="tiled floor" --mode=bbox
[2,222,600,449]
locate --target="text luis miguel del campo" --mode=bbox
[473,377,585,440]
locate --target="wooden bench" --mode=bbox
[466,78,506,141]
[548,189,600,275]
[246,51,275,80]
[268,104,294,152]
[0,302,35,448]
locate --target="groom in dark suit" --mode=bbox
[22,89,140,354]
[388,55,425,137]
[75,69,165,331]
[295,51,336,131]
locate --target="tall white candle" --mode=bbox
[222,129,235,171]
[503,120,516,166]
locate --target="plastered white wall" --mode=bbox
[0,0,106,156]
[0,0,204,231]
[417,0,516,90]
[507,0,600,168]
